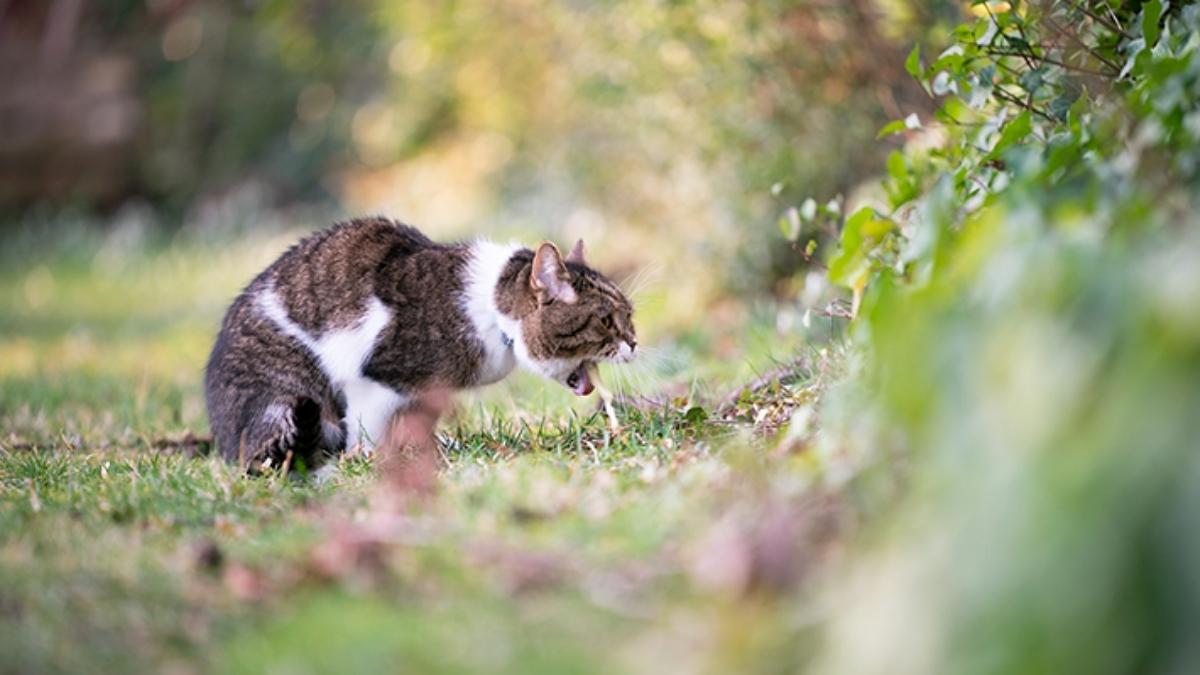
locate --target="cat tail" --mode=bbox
[289,397,327,468]
[239,396,338,474]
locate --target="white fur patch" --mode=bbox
[340,377,404,451]
[255,287,407,454]
[316,296,393,385]
[256,289,317,352]
[463,240,521,385]
[617,340,635,363]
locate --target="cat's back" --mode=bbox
[266,216,435,290]
[248,216,437,333]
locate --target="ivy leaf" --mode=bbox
[1143,0,1164,48]
[1048,90,1079,122]
[828,207,873,286]
[861,217,896,239]
[878,119,907,138]
[989,110,1033,158]
[975,16,999,47]
[1119,38,1144,80]
[930,45,966,75]
[829,207,896,292]
[1005,34,1031,52]
[1018,67,1045,96]
[935,98,972,125]
[887,151,908,183]
[877,113,922,139]
[905,45,922,80]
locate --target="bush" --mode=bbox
[802,2,1200,671]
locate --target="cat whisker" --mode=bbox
[629,346,672,374]
[612,364,631,401]
[622,265,665,307]
[627,367,655,402]
[612,357,663,403]
[605,362,633,403]
[620,263,659,295]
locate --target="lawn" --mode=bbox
[5,3,1199,672]
[0,222,840,674]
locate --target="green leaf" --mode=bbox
[877,119,907,139]
[974,16,999,46]
[877,113,921,139]
[861,217,896,239]
[1118,41,1142,80]
[1048,90,1079,122]
[828,207,873,285]
[828,207,896,290]
[1143,0,1164,48]
[1018,67,1045,96]
[929,46,966,77]
[990,110,1032,157]
[905,45,922,80]
[935,98,972,125]
[887,151,907,182]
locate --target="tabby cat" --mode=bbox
[204,217,637,470]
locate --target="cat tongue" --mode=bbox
[569,364,594,396]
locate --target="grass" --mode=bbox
[0,223,844,675]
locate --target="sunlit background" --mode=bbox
[8,2,1198,674]
[0,0,962,438]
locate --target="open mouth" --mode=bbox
[565,362,594,396]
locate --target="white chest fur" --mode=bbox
[463,240,521,385]
[256,287,406,452]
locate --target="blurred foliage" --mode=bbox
[1,0,963,293]
[0,0,387,210]
[789,1,1200,671]
[138,1,387,207]
[11,2,1200,673]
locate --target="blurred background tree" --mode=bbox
[0,0,386,211]
[0,0,962,301]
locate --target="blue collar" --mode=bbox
[500,331,514,349]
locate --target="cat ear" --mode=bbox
[566,239,586,264]
[531,242,577,303]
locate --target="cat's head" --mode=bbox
[504,240,637,396]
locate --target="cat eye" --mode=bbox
[600,315,614,329]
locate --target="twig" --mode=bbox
[984,48,1113,77]
[968,175,993,196]
[1105,6,1124,34]
[1042,15,1120,72]
[1070,0,1131,39]
[717,357,813,415]
[796,242,828,271]
[1007,8,1042,72]
[993,86,1057,122]
[812,305,854,320]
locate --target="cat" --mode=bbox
[204,216,637,471]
